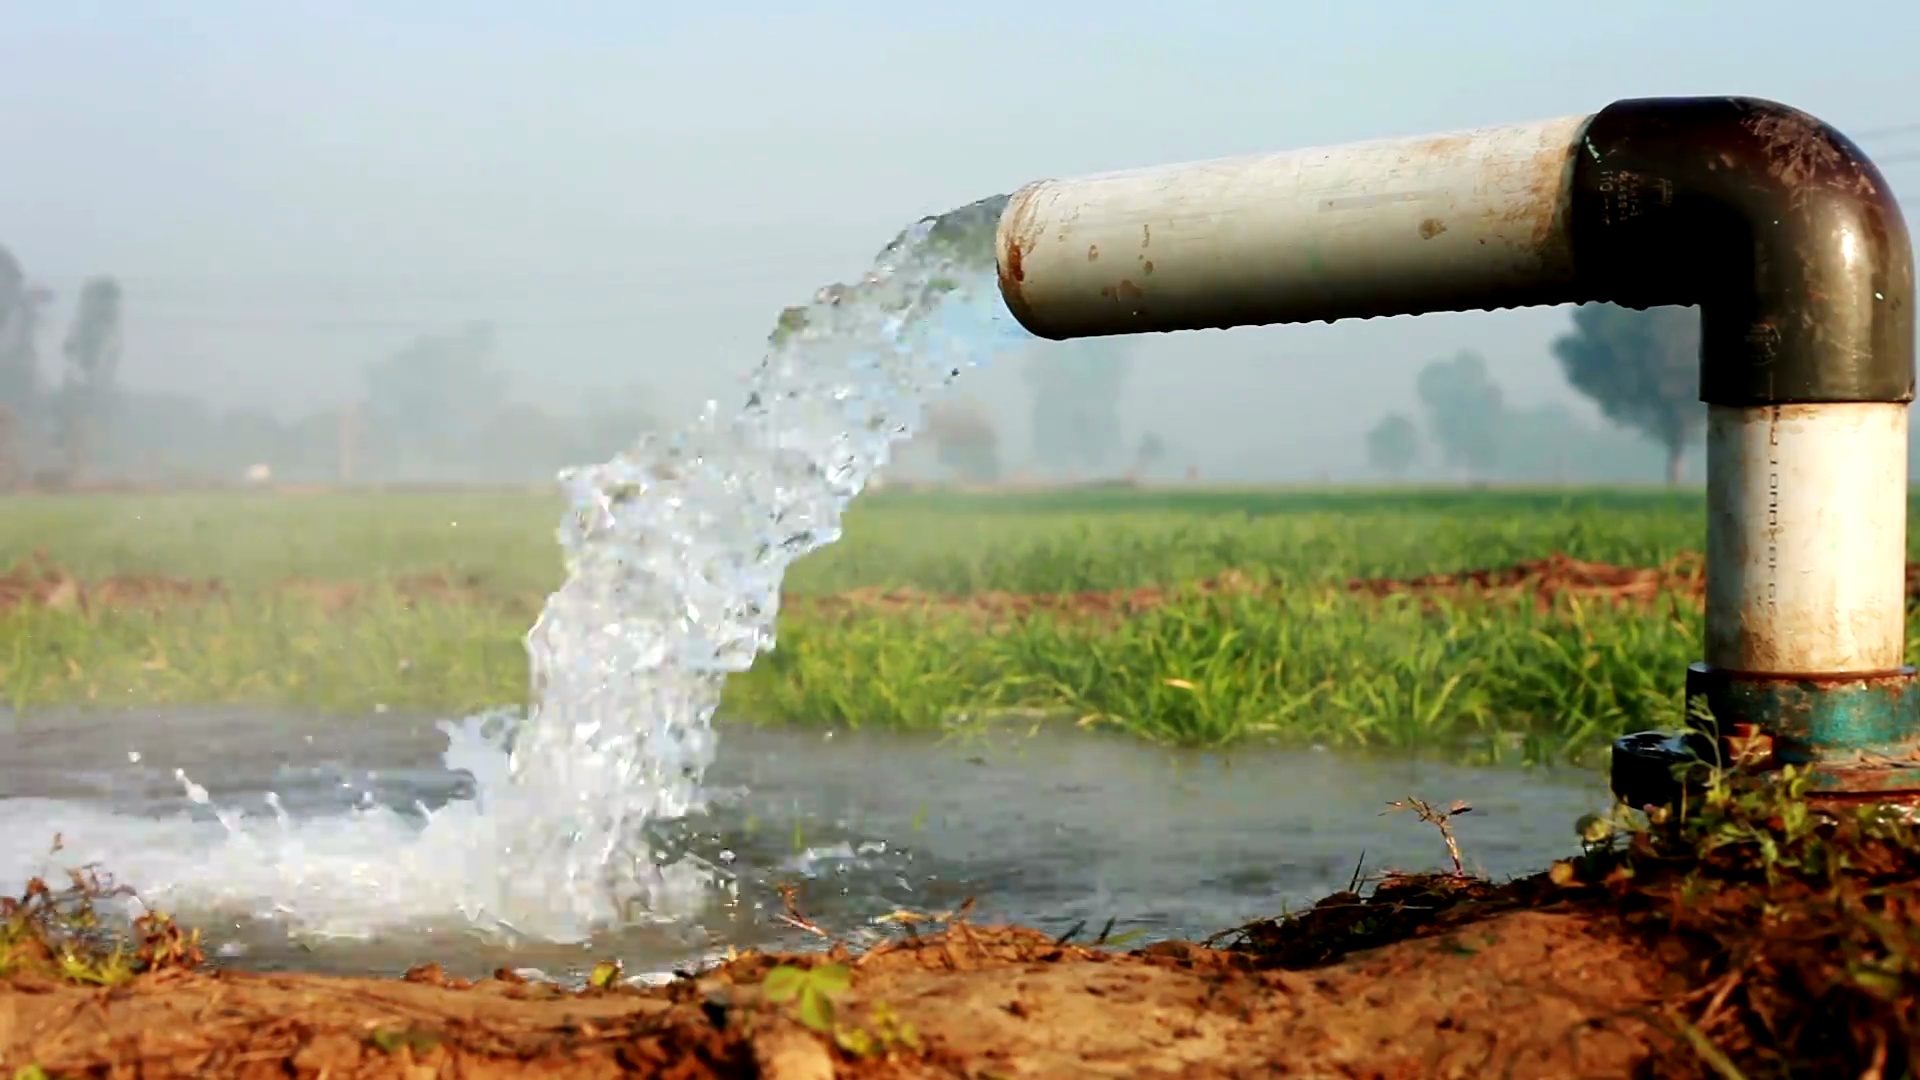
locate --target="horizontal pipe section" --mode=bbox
[995,116,1591,339]
[997,97,1915,407]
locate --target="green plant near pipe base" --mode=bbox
[1556,763,1920,1076]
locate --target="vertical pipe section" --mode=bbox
[1704,404,1909,674]
[1566,98,1919,789]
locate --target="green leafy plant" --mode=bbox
[761,962,852,1033]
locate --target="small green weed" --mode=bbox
[761,962,851,1033]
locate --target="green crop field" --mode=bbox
[3,486,1915,764]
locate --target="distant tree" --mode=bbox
[1414,351,1505,479]
[0,245,50,483]
[922,398,1001,483]
[1024,337,1130,475]
[1365,412,1421,479]
[55,276,124,475]
[1131,431,1168,480]
[0,246,32,411]
[0,246,25,486]
[363,322,508,470]
[1551,304,1702,485]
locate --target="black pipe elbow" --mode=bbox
[1568,97,1915,406]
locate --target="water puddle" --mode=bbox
[0,706,1607,980]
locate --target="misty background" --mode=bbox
[4,1,1919,489]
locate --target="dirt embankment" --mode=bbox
[0,907,1660,1080]
[14,550,1920,625]
[4,782,1916,1078]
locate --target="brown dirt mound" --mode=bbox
[0,904,1666,1079]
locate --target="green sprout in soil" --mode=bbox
[761,961,850,1033]
[755,881,933,1061]
[759,961,920,1060]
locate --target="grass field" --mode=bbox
[5,485,1909,764]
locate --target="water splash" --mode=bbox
[495,194,1024,937]
[0,196,1029,947]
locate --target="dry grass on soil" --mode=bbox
[16,550,1920,625]
[3,778,1916,1079]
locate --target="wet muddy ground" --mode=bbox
[9,778,1916,1080]
[2,736,1915,1077]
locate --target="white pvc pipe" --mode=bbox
[995,116,1593,339]
[1704,403,1910,673]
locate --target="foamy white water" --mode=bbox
[1,197,1027,945]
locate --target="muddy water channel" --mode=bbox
[0,707,1608,982]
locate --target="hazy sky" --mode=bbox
[5,1,1920,479]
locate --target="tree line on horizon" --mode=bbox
[0,244,669,488]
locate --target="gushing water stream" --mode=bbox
[3,197,1029,948]
[494,195,1021,939]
